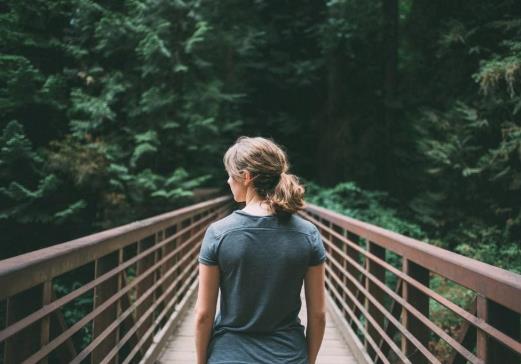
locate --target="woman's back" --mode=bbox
[198,209,327,363]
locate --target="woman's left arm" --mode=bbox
[194,263,220,364]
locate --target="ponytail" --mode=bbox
[267,172,305,216]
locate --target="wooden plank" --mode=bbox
[140,273,199,364]
[326,287,373,364]
[157,287,360,364]
[139,207,233,364]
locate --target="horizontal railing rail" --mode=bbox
[0,195,233,364]
[2,195,518,364]
[298,202,521,364]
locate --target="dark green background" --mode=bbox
[1,0,520,275]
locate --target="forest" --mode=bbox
[2,0,519,270]
[1,1,521,361]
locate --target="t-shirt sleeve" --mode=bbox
[198,223,219,265]
[308,226,327,266]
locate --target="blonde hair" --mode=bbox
[223,136,306,216]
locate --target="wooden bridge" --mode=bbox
[0,195,520,364]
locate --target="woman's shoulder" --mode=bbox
[209,210,317,238]
[287,213,317,234]
[206,212,238,237]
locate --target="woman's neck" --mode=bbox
[243,199,273,216]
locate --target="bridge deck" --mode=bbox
[157,289,358,364]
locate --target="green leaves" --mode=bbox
[474,55,521,97]
[149,166,212,200]
[69,89,115,135]
[184,21,210,54]
[54,200,88,224]
[0,55,44,108]
[0,120,39,169]
[0,121,77,229]
[68,71,128,137]
[137,32,172,63]
[130,130,159,168]
[136,87,175,116]
[134,129,158,144]
[305,180,426,239]
[412,14,521,253]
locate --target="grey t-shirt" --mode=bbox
[198,208,327,364]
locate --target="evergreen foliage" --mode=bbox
[0,0,519,272]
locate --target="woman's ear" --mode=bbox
[242,170,251,186]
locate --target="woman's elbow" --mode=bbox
[194,308,214,323]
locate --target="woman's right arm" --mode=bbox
[304,262,326,364]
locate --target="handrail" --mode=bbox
[0,195,232,299]
[303,203,521,313]
[299,202,521,364]
[0,195,234,364]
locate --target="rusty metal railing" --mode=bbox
[0,195,233,364]
[298,203,521,364]
[2,196,519,364]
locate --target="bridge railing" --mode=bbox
[2,196,519,364]
[0,195,233,364]
[299,203,521,364]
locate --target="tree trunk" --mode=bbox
[315,4,354,186]
[381,0,399,189]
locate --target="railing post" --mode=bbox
[341,229,349,323]
[119,268,140,356]
[346,232,362,331]
[184,216,193,284]
[92,250,119,364]
[327,221,342,309]
[167,222,178,306]
[365,241,385,361]
[175,216,192,304]
[477,295,520,363]
[155,229,166,325]
[4,284,43,363]
[115,249,123,363]
[476,294,488,361]
[175,220,183,305]
[321,218,332,297]
[401,259,429,364]
[136,236,156,355]
[190,213,200,273]
[40,280,52,364]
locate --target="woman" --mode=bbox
[195,136,327,364]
